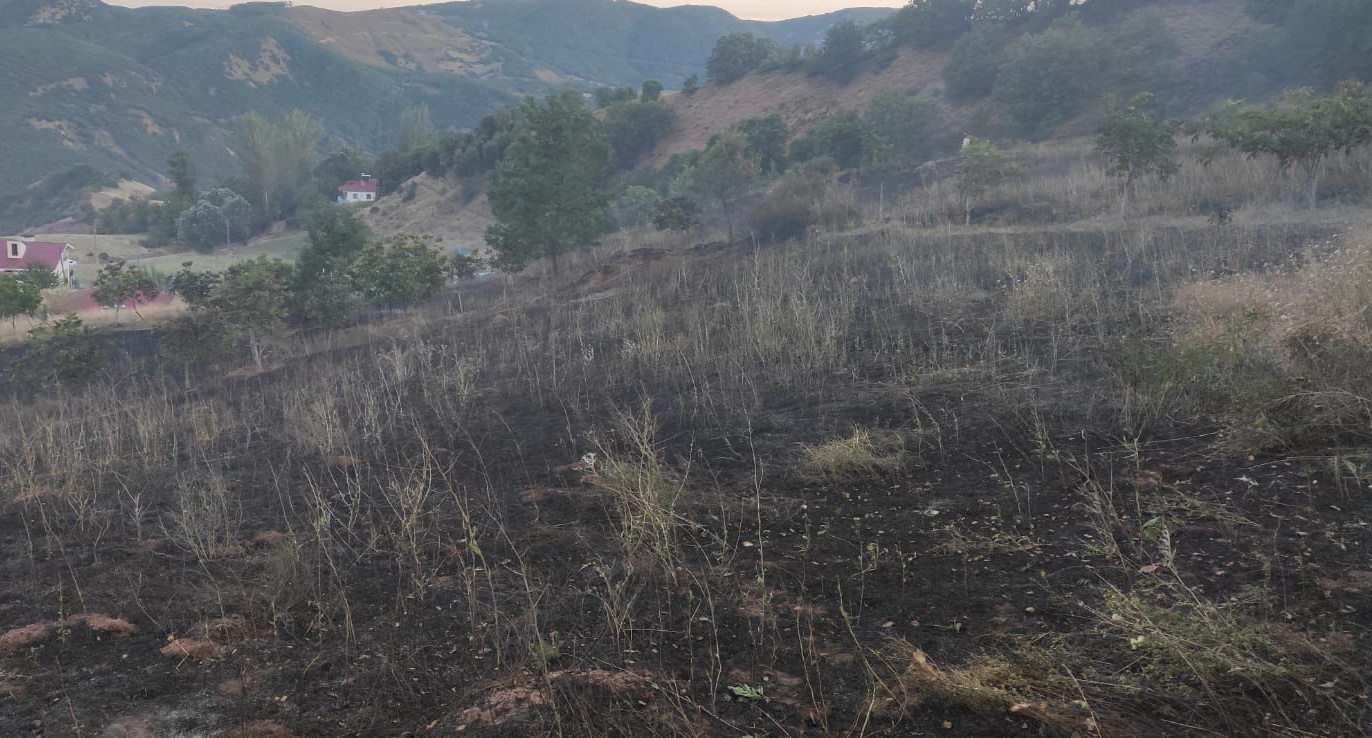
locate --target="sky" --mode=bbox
[108,0,905,21]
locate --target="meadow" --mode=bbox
[0,140,1368,737]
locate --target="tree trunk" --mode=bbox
[1303,157,1322,209]
[723,199,735,244]
[1120,170,1133,220]
[248,327,263,369]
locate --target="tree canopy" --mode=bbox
[486,93,612,274]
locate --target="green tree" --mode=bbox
[150,150,199,245]
[169,262,221,310]
[889,0,974,50]
[486,93,612,274]
[682,75,700,96]
[1095,93,1178,218]
[732,115,789,177]
[603,101,677,169]
[652,195,701,232]
[396,104,438,152]
[615,186,662,229]
[175,187,253,251]
[216,256,294,369]
[6,316,107,391]
[690,131,758,243]
[292,204,371,324]
[956,139,1018,225]
[232,110,324,221]
[943,23,1010,101]
[640,80,664,102]
[864,89,943,172]
[992,18,1103,136]
[91,261,161,321]
[812,20,868,84]
[594,85,638,108]
[18,263,60,291]
[0,276,42,328]
[790,112,867,171]
[352,235,449,311]
[1198,82,1372,208]
[707,33,777,85]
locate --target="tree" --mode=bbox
[292,204,371,324]
[603,101,677,169]
[812,20,868,84]
[91,261,161,321]
[956,139,1018,225]
[486,93,612,274]
[640,80,664,102]
[888,0,974,50]
[943,23,1010,101]
[215,256,294,369]
[615,186,661,229]
[732,115,789,177]
[232,110,323,222]
[682,75,700,96]
[1198,82,1372,208]
[396,104,438,152]
[992,18,1104,136]
[864,90,943,172]
[690,131,758,243]
[6,316,107,391]
[352,235,449,311]
[789,112,867,171]
[176,187,253,251]
[707,33,777,85]
[1095,93,1178,218]
[0,276,42,328]
[18,263,60,291]
[652,195,701,232]
[169,262,221,310]
[594,85,638,108]
[150,150,199,245]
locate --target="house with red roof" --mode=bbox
[337,174,378,204]
[2,238,75,286]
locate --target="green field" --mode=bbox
[39,231,309,286]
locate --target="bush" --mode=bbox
[603,101,677,170]
[707,33,777,85]
[744,169,833,243]
[992,18,1104,136]
[943,23,1011,101]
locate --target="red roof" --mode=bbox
[338,178,378,194]
[1,240,69,272]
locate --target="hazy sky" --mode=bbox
[108,0,904,21]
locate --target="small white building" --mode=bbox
[337,174,378,204]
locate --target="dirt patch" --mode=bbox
[28,76,89,96]
[0,622,57,655]
[26,118,84,150]
[217,720,296,738]
[225,38,292,85]
[284,6,494,76]
[160,638,223,662]
[360,173,493,248]
[87,179,158,210]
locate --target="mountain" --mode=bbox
[0,0,892,232]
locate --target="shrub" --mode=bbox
[706,33,777,85]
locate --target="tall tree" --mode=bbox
[864,90,943,172]
[956,139,1018,225]
[706,33,777,85]
[91,262,161,321]
[352,235,450,311]
[1198,82,1372,208]
[732,115,789,177]
[0,276,42,328]
[1095,93,1178,218]
[215,256,293,370]
[396,104,438,152]
[690,131,758,243]
[813,20,868,84]
[486,93,612,274]
[292,204,371,324]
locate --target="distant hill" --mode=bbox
[0,0,890,232]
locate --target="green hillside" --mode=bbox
[0,0,889,232]
[0,0,513,231]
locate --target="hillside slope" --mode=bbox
[0,0,889,232]
[653,0,1259,160]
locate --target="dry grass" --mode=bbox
[800,428,903,481]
